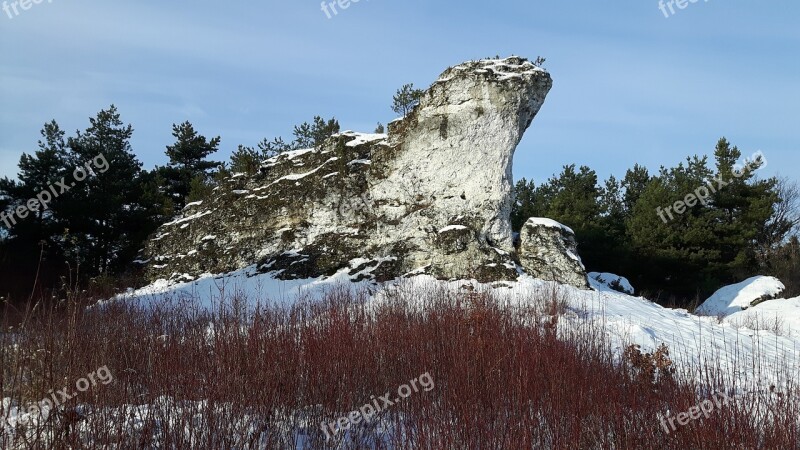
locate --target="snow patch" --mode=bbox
[524,217,575,235]
[589,272,635,295]
[438,225,468,233]
[695,276,785,317]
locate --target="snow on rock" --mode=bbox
[141,56,555,285]
[183,201,203,209]
[695,276,785,317]
[438,225,468,233]
[339,131,387,148]
[523,217,575,235]
[589,272,635,295]
[518,218,589,289]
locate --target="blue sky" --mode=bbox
[1,0,798,185]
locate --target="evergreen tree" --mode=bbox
[543,165,602,232]
[230,145,261,175]
[230,117,340,174]
[161,121,221,211]
[708,138,778,280]
[0,120,68,241]
[392,84,424,117]
[621,164,651,217]
[293,116,339,149]
[63,105,151,274]
[186,174,214,204]
[259,137,292,158]
[626,156,716,297]
[0,121,70,299]
[511,178,537,231]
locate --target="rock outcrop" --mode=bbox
[141,57,589,288]
[518,218,590,289]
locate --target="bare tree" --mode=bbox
[756,176,800,264]
[770,177,800,237]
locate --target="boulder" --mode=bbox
[518,218,590,289]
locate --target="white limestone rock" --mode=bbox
[142,57,559,285]
[518,218,590,289]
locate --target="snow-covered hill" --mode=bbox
[119,268,800,393]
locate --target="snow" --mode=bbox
[162,210,212,228]
[589,272,635,294]
[337,131,387,148]
[438,225,468,233]
[114,265,375,310]
[347,159,371,166]
[8,269,800,446]
[260,148,316,169]
[695,276,785,317]
[438,57,545,83]
[725,296,800,338]
[262,157,339,188]
[109,270,799,392]
[525,217,575,235]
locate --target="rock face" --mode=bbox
[518,218,590,289]
[141,57,588,288]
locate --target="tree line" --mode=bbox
[0,106,344,302]
[512,138,800,305]
[3,101,795,308]
[0,82,428,303]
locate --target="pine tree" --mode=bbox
[0,120,68,240]
[392,84,424,117]
[259,137,292,158]
[230,145,262,175]
[708,138,778,281]
[63,105,149,274]
[186,174,214,204]
[626,156,716,297]
[511,178,537,231]
[543,165,602,231]
[621,164,651,217]
[161,121,221,211]
[293,116,340,149]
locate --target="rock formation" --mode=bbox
[519,218,590,289]
[141,56,591,288]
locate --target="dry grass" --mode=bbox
[0,283,798,449]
